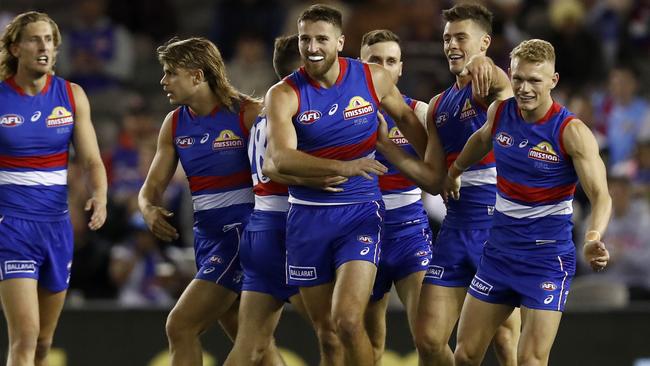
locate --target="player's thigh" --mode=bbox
[395,270,425,313]
[170,279,239,332]
[37,286,67,342]
[517,306,562,361]
[332,260,377,316]
[364,294,389,342]
[299,281,335,326]
[0,278,40,339]
[416,284,466,340]
[456,294,514,357]
[238,291,285,338]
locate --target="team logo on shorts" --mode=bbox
[388,127,409,145]
[203,267,216,274]
[416,250,429,257]
[344,96,374,120]
[4,260,36,274]
[528,142,559,163]
[175,136,195,148]
[360,247,370,255]
[46,106,74,127]
[470,275,493,296]
[540,281,557,291]
[212,129,244,150]
[208,255,223,264]
[495,132,514,147]
[0,114,24,127]
[421,258,430,266]
[544,295,554,304]
[297,110,321,125]
[435,112,449,127]
[288,265,317,281]
[358,235,374,244]
[425,265,444,279]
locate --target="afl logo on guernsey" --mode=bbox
[175,136,195,148]
[435,112,449,127]
[388,127,408,145]
[495,132,514,147]
[46,106,74,127]
[344,96,374,120]
[0,114,24,127]
[212,129,244,150]
[297,110,321,125]
[528,142,559,163]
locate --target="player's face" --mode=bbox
[509,57,558,112]
[298,20,344,78]
[160,64,197,105]
[443,19,490,75]
[11,21,56,77]
[360,41,402,85]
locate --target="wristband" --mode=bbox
[585,230,601,242]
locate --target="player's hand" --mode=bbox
[442,174,461,202]
[85,197,107,230]
[461,55,493,98]
[583,240,609,272]
[142,205,179,242]
[300,175,348,192]
[339,158,387,180]
[376,113,390,145]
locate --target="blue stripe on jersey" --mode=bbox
[0,75,74,221]
[287,57,381,204]
[434,82,495,229]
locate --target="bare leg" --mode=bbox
[0,279,40,366]
[492,308,521,366]
[394,270,426,338]
[34,287,67,366]
[517,306,562,366]
[299,282,343,366]
[364,294,389,365]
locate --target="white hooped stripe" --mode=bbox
[0,170,67,186]
[192,188,254,211]
[254,194,290,212]
[557,255,569,311]
[461,167,497,187]
[382,188,422,210]
[495,194,573,219]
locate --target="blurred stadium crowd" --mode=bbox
[2,0,649,309]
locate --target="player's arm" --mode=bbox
[375,94,447,194]
[241,99,263,130]
[265,81,386,179]
[563,119,612,271]
[263,157,348,192]
[369,64,428,157]
[70,83,107,231]
[444,99,498,201]
[463,55,513,104]
[137,111,180,242]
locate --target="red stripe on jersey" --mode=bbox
[379,173,415,191]
[188,170,252,193]
[445,151,495,169]
[308,131,377,160]
[491,100,508,136]
[363,63,380,106]
[497,176,576,204]
[0,151,68,169]
[254,180,288,196]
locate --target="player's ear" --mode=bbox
[480,34,491,52]
[337,34,345,52]
[551,72,559,89]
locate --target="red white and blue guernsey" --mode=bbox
[283,58,384,287]
[240,114,298,300]
[425,81,497,287]
[171,104,254,290]
[467,98,578,312]
[370,96,432,301]
[0,74,75,291]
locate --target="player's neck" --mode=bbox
[455,73,471,89]
[187,87,220,116]
[519,96,554,123]
[13,69,49,96]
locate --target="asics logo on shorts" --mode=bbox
[360,247,370,255]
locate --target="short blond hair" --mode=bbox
[510,39,555,64]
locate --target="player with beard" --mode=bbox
[265,4,437,365]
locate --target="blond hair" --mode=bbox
[157,37,258,112]
[510,39,555,64]
[0,11,61,80]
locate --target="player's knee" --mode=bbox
[165,310,193,341]
[333,311,365,343]
[454,344,482,366]
[315,325,341,355]
[414,325,447,357]
[34,337,53,361]
[493,328,517,360]
[9,326,39,356]
[518,351,547,366]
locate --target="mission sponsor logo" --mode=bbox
[46,106,74,127]
[297,110,321,125]
[175,136,195,148]
[343,96,374,120]
[495,132,514,147]
[212,129,244,150]
[0,114,24,127]
[388,126,409,145]
[528,141,559,163]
